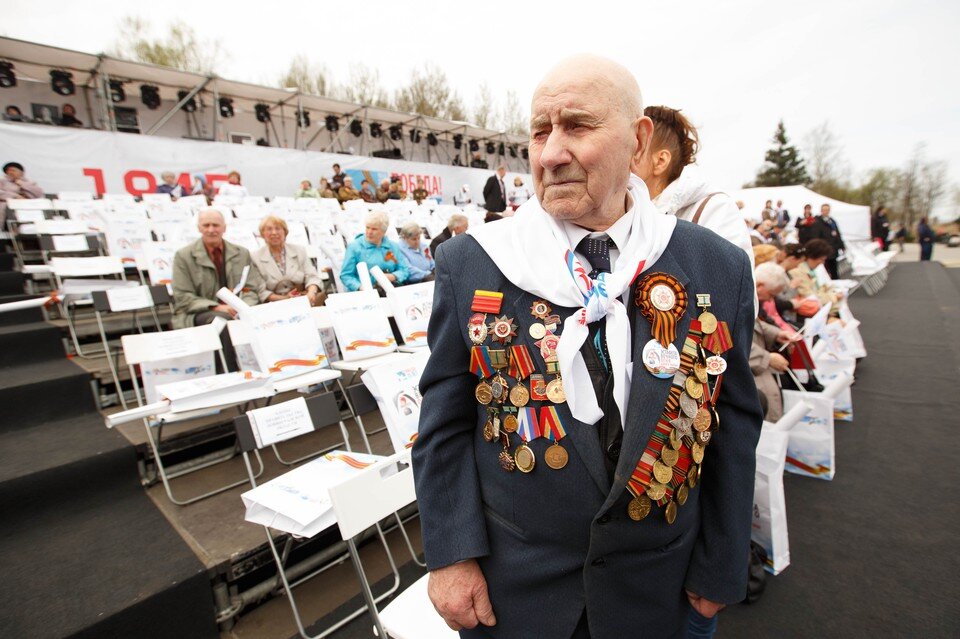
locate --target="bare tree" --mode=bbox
[278,54,329,96]
[917,160,948,221]
[472,82,495,128]
[804,121,849,191]
[857,167,900,211]
[112,16,222,74]
[897,144,924,229]
[497,90,528,135]
[394,63,464,120]
[335,63,389,108]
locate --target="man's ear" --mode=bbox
[630,116,655,174]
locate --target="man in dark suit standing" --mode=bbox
[413,55,762,638]
[814,203,845,279]
[482,164,508,214]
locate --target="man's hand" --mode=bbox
[769,352,789,373]
[212,304,237,317]
[428,559,496,631]
[775,329,796,344]
[686,590,725,619]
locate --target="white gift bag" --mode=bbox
[814,355,856,422]
[361,350,430,453]
[325,290,397,361]
[781,390,836,480]
[387,281,434,348]
[752,426,790,574]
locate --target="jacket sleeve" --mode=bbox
[388,245,410,285]
[339,242,362,292]
[20,179,45,199]
[684,250,764,604]
[412,243,490,570]
[299,246,325,292]
[482,177,495,204]
[172,250,218,316]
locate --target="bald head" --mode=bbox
[534,55,643,121]
[528,55,652,231]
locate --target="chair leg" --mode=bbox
[336,378,375,454]
[347,538,389,639]
[144,421,264,506]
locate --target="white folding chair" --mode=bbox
[328,451,447,639]
[49,256,130,357]
[122,324,264,505]
[235,397,406,639]
[57,191,94,202]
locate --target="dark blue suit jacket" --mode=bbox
[412,220,762,638]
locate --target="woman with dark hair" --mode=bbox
[635,105,753,264]
[217,171,249,198]
[788,239,841,313]
[871,205,891,250]
[917,217,935,261]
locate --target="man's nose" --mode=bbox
[538,131,572,171]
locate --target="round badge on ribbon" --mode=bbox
[635,272,687,348]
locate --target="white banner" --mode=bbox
[0,122,531,207]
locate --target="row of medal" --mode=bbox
[627,275,734,525]
[468,290,569,474]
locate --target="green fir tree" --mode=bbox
[754,120,810,186]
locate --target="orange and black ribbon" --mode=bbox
[635,272,687,348]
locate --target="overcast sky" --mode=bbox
[4,0,959,207]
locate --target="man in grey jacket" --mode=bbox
[412,55,762,638]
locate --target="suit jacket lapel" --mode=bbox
[602,245,692,512]
[506,288,609,495]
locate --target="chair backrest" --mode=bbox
[141,193,172,203]
[39,234,99,254]
[233,392,341,453]
[121,323,222,365]
[91,284,170,313]
[50,255,125,278]
[57,192,94,202]
[6,198,53,211]
[328,451,415,540]
[102,193,137,204]
[33,219,91,235]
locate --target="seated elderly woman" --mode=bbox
[751,262,796,422]
[340,211,410,292]
[397,221,435,283]
[253,215,325,306]
[788,239,842,315]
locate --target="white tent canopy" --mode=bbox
[731,185,872,243]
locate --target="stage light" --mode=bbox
[498,142,505,155]
[426,132,438,146]
[521,148,529,160]
[389,124,402,141]
[253,103,270,122]
[485,141,495,155]
[0,62,15,88]
[350,119,363,137]
[140,85,161,109]
[218,97,234,118]
[109,80,125,103]
[469,139,479,153]
[369,122,383,138]
[177,91,197,113]
[409,128,422,143]
[509,145,517,158]
[297,109,310,128]
[50,70,75,96]
[325,115,340,132]
[453,134,463,150]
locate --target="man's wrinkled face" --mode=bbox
[198,211,226,245]
[529,79,635,225]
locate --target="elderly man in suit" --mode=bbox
[412,55,762,638]
[482,165,508,214]
[171,208,262,329]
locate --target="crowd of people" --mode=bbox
[4,103,84,127]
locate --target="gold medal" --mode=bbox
[645,481,666,501]
[684,376,703,400]
[668,427,683,450]
[499,449,516,472]
[544,442,568,469]
[652,460,672,484]
[691,442,705,464]
[665,500,678,524]
[693,407,712,432]
[483,419,495,442]
[710,407,720,431]
[475,381,493,405]
[509,383,529,407]
[530,300,551,319]
[514,443,535,473]
[661,446,679,467]
[693,361,708,383]
[698,311,718,335]
[676,483,689,506]
[627,494,652,521]
[545,377,566,404]
[503,413,519,433]
[687,463,699,487]
[491,374,509,404]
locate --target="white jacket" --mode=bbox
[652,165,754,266]
[652,165,757,314]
